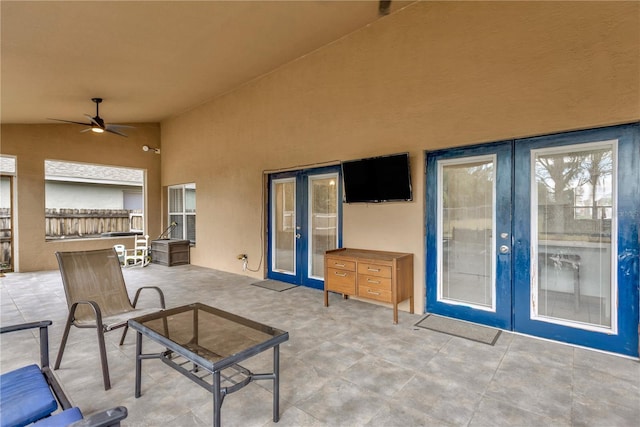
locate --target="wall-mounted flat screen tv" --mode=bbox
[342,153,412,203]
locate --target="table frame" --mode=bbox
[129,303,289,426]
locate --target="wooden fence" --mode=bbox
[45,208,143,239]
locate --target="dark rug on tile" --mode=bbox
[250,280,298,292]
[415,314,501,345]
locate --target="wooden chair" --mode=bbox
[123,235,150,267]
[54,248,166,390]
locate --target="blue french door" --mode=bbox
[426,141,514,329]
[267,166,342,289]
[513,124,639,356]
[426,123,639,356]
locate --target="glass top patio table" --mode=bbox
[129,302,289,426]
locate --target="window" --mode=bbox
[168,183,196,244]
[0,156,16,175]
[44,160,145,240]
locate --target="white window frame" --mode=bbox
[529,140,618,334]
[168,183,196,244]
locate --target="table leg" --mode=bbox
[135,331,142,398]
[213,371,222,427]
[273,345,280,422]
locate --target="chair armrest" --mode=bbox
[68,300,104,330]
[132,286,166,309]
[0,320,52,334]
[0,320,53,368]
[68,406,128,427]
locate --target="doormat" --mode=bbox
[415,314,501,346]
[250,280,298,292]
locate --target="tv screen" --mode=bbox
[342,153,412,203]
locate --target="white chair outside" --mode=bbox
[113,244,126,266]
[124,235,150,267]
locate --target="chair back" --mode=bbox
[134,235,149,251]
[55,249,134,324]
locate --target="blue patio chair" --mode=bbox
[0,320,127,427]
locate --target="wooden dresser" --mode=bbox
[324,248,414,324]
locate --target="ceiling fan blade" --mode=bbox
[105,128,128,137]
[48,118,92,126]
[79,128,92,133]
[106,124,136,130]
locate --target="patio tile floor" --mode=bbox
[1,264,638,426]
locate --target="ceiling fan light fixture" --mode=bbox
[91,126,105,134]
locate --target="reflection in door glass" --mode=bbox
[440,158,495,309]
[273,179,295,274]
[309,175,338,279]
[534,143,614,329]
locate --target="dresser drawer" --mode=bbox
[326,257,356,271]
[326,268,356,294]
[357,263,392,278]
[358,283,392,303]
[358,274,391,291]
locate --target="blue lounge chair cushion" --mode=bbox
[0,364,58,427]
[32,407,83,426]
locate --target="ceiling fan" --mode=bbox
[48,98,134,137]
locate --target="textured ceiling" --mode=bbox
[1,0,410,125]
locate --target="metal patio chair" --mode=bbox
[54,248,166,390]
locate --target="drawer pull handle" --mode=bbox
[367,290,381,296]
[334,263,345,267]
[367,268,380,272]
[367,279,380,284]
[334,272,347,277]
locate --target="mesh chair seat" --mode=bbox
[75,307,163,331]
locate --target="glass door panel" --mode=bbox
[308,173,339,280]
[440,157,495,309]
[533,143,614,330]
[271,178,296,275]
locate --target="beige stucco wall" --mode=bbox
[160,1,639,315]
[0,123,161,272]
